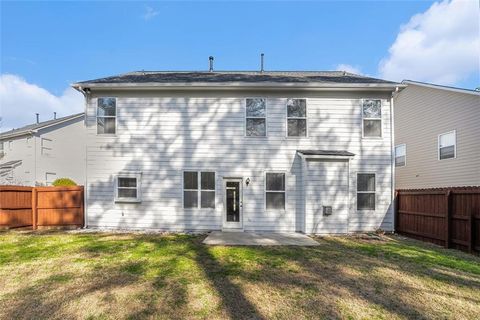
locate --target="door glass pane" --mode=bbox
[183,171,198,189]
[201,191,215,208]
[266,173,285,191]
[287,119,307,137]
[363,120,381,137]
[287,99,306,117]
[184,191,198,208]
[266,192,285,210]
[226,182,240,222]
[357,174,375,191]
[246,118,266,136]
[246,98,266,117]
[201,172,215,190]
[357,193,375,210]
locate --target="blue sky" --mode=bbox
[1,0,479,129]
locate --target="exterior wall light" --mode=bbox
[245,178,250,186]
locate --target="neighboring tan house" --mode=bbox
[0,113,85,186]
[72,70,402,233]
[394,80,480,189]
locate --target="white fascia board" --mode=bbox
[402,80,480,96]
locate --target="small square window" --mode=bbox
[183,171,215,209]
[115,173,141,202]
[395,144,406,167]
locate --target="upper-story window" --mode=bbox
[395,144,406,167]
[287,99,307,137]
[246,98,266,137]
[97,97,116,134]
[438,130,456,160]
[362,99,382,138]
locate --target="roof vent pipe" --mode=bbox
[54,112,57,120]
[209,56,214,72]
[36,113,39,124]
[260,53,264,73]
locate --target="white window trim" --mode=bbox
[395,144,407,167]
[182,170,216,209]
[438,130,456,161]
[245,97,268,138]
[114,172,142,203]
[286,98,308,138]
[264,171,287,212]
[96,97,117,136]
[356,172,376,211]
[361,99,383,139]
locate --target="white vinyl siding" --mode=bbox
[84,92,394,233]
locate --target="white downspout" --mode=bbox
[390,86,399,232]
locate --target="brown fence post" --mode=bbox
[445,190,451,249]
[468,210,473,253]
[32,187,37,230]
[394,191,399,233]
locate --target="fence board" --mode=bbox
[0,186,33,228]
[396,187,480,254]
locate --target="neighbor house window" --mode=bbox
[115,173,141,202]
[246,98,266,136]
[362,99,382,138]
[357,173,375,210]
[287,98,307,137]
[183,171,215,209]
[97,97,116,134]
[0,142,4,157]
[265,172,285,210]
[395,144,406,167]
[438,131,456,160]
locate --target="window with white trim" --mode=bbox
[395,144,406,167]
[246,98,266,137]
[0,142,4,157]
[265,172,285,210]
[287,98,307,137]
[183,171,215,209]
[115,173,141,202]
[357,173,375,210]
[438,131,456,160]
[362,99,382,138]
[97,97,116,134]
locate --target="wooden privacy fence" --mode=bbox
[0,185,84,229]
[395,187,480,253]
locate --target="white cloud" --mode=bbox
[379,0,480,85]
[143,6,159,21]
[336,64,363,75]
[0,74,83,132]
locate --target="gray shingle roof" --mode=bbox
[0,113,84,139]
[297,150,355,157]
[75,71,398,86]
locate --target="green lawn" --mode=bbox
[0,231,479,320]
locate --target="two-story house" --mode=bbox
[0,113,85,186]
[72,71,402,234]
[394,80,480,189]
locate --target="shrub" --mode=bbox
[52,178,77,187]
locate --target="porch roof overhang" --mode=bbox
[297,150,355,160]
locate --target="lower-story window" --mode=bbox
[265,172,286,210]
[115,172,142,202]
[183,171,215,209]
[357,173,375,210]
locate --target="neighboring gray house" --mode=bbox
[394,80,480,189]
[73,71,402,233]
[0,113,85,186]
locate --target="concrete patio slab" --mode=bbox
[203,231,319,246]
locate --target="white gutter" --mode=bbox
[391,86,401,232]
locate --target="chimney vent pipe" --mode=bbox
[260,53,264,73]
[54,112,57,120]
[36,113,39,124]
[209,56,214,72]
